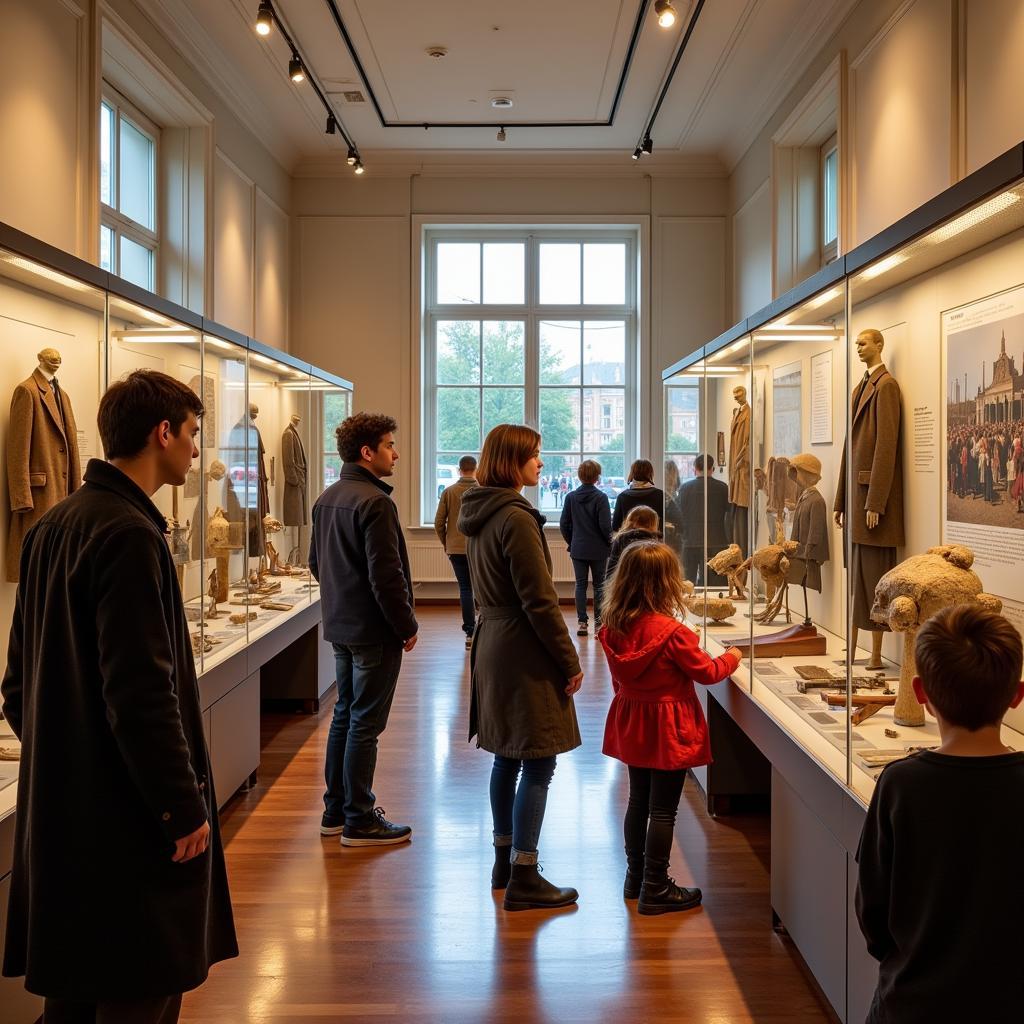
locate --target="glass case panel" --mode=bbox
[846,178,1024,801]
[747,286,851,788]
[106,295,206,665]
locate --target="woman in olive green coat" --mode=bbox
[458,424,583,911]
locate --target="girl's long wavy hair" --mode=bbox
[601,541,689,635]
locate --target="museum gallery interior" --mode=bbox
[2,1,1024,1021]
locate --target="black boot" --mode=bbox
[491,842,512,890]
[623,851,644,900]
[638,874,702,915]
[503,863,579,911]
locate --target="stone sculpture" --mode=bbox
[683,593,737,624]
[707,543,747,599]
[870,544,1001,726]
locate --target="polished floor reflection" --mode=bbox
[181,607,833,1023]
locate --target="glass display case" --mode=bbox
[664,142,1024,805]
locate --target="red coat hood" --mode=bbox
[599,614,688,682]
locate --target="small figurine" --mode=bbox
[206,567,221,618]
[707,543,747,599]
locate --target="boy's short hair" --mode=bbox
[458,455,477,473]
[693,454,715,473]
[98,371,204,460]
[577,459,601,484]
[915,605,1023,730]
[336,412,397,462]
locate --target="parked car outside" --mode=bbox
[436,464,461,498]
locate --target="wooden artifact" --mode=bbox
[739,540,798,625]
[870,544,1001,726]
[723,621,826,658]
[707,543,747,599]
[821,691,897,724]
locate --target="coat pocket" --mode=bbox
[29,472,46,488]
[857,470,872,485]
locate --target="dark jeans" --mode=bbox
[489,754,557,862]
[448,553,475,636]
[323,641,403,826]
[44,995,182,1023]
[624,765,687,880]
[572,557,607,624]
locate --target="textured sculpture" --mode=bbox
[739,540,798,624]
[870,545,1001,726]
[683,593,737,623]
[707,543,747,599]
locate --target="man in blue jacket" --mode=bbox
[310,412,418,847]
[559,459,612,637]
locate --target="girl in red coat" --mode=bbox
[599,541,741,915]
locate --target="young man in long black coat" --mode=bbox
[1,370,237,1022]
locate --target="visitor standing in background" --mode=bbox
[612,459,664,532]
[559,459,612,638]
[434,455,479,649]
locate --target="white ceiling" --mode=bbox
[133,0,860,171]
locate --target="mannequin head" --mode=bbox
[289,413,300,427]
[789,453,822,490]
[37,348,62,375]
[856,329,884,370]
[249,403,259,420]
[732,385,747,406]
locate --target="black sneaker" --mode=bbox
[577,623,588,637]
[465,634,473,650]
[341,807,412,847]
[319,818,344,837]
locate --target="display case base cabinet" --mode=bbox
[847,855,881,1024]
[209,671,261,810]
[0,875,43,1024]
[260,620,336,712]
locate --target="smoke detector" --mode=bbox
[491,96,514,109]
[426,46,448,59]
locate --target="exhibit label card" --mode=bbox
[810,349,833,445]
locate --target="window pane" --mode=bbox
[119,117,155,230]
[433,454,476,507]
[100,103,114,207]
[587,452,625,479]
[119,235,153,289]
[583,321,625,384]
[539,320,581,385]
[436,321,480,384]
[582,388,624,453]
[482,388,524,435]
[437,387,480,452]
[437,242,480,304]
[583,243,626,304]
[323,453,342,488]
[823,148,838,246]
[539,388,580,452]
[482,243,525,304]
[482,320,524,384]
[539,454,579,513]
[539,243,581,304]
[99,225,114,272]
[324,391,350,441]
[666,386,700,453]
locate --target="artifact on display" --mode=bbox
[707,543,747,599]
[739,540,799,625]
[728,385,751,555]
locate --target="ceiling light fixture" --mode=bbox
[642,136,653,156]
[346,146,358,165]
[325,113,337,134]
[496,127,506,142]
[255,0,273,36]
[631,146,642,161]
[654,0,677,28]
[353,159,364,175]
[289,52,304,83]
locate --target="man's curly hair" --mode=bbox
[335,412,398,462]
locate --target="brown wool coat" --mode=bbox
[728,402,751,508]
[5,369,82,582]
[281,424,308,526]
[459,487,582,759]
[834,367,905,548]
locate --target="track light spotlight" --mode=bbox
[255,0,273,35]
[642,136,654,156]
[325,113,337,135]
[289,53,304,83]
[353,159,365,175]
[631,146,642,161]
[654,0,677,28]
[496,126,506,143]
[346,146,358,166]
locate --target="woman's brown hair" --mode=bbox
[628,458,654,484]
[602,541,689,634]
[477,424,541,488]
[616,504,659,536]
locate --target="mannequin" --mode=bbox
[227,403,270,559]
[6,348,82,581]
[786,454,830,622]
[834,329,904,670]
[281,413,308,527]
[728,384,751,556]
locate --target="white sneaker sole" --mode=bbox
[340,832,412,847]
[320,824,344,836]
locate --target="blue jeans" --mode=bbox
[323,641,403,826]
[572,557,607,624]
[448,553,475,636]
[489,754,557,864]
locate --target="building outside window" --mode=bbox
[665,383,701,481]
[423,230,637,519]
[100,85,159,290]
[821,133,839,265]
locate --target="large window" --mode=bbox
[100,86,159,290]
[821,133,839,265]
[424,231,637,520]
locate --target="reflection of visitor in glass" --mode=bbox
[612,459,664,532]
[677,454,730,586]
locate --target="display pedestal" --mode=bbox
[723,622,827,658]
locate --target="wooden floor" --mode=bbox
[182,607,835,1023]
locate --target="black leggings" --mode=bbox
[624,765,687,880]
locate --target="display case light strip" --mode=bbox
[806,286,843,310]
[1,254,97,295]
[757,324,837,332]
[111,299,173,327]
[923,191,1021,246]
[111,328,199,344]
[682,365,745,374]
[205,337,238,351]
[753,332,838,343]
[858,252,908,281]
[707,338,749,361]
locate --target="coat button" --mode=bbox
[162,812,171,821]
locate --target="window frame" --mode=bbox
[820,133,839,266]
[422,228,638,524]
[100,82,160,289]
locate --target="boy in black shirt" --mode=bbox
[856,604,1024,1023]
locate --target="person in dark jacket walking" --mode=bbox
[1,371,237,1022]
[559,459,612,637]
[611,459,664,532]
[434,454,478,649]
[310,412,418,847]
[459,424,583,911]
[676,454,730,585]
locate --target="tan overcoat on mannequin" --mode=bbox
[281,422,308,526]
[834,367,905,548]
[728,401,751,507]
[6,369,82,581]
